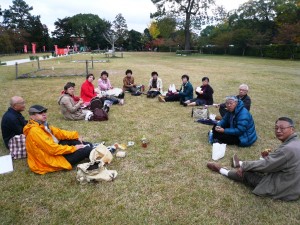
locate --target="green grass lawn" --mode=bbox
[0,52,300,224]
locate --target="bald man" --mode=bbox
[1,96,27,159]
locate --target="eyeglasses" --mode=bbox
[225,101,236,106]
[274,126,292,131]
[239,89,247,92]
[15,101,25,105]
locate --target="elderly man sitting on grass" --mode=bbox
[24,104,94,174]
[212,95,257,147]
[1,96,27,159]
[207,117,300,201]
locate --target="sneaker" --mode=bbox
[183,102,188,107]
[119,99,124,105]
[207,162,221,173]
[103,105,110,113]
[158,95,166,102]
[232,154,240,168]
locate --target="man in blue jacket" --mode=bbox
[213,96,257,147]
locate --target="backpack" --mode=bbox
[90,97,104,111]
[90,108,108,121]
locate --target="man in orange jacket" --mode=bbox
[24,105,93,174]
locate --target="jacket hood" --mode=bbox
[23,119,43,136]
[234,99,244,114]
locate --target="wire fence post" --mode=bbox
[91,56,94,69]
[86,60,89,75]
[37,57,40,70]
[15,62,18,79]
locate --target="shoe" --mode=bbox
[232,154,240,168]
[207,162,221,173]
[119,99,124,105]
[103,105,110,113]
[158,95,166,102]
[183,102,187,107]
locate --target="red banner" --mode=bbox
[24,45,27,53]
[32,43,36,54]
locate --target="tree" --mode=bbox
[112,13,128,47]
[103,30,118,52]
[52,17,73,47]
[52,14,110,49]
[151,0,215,50]
[0,27,14,53]
[2,0,33,29]
[148,21,160,39]
[1,0,50,53]
[157,16,176,39]
[126,29,143,51]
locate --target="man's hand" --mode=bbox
[78,136,83,144]
[236,167,244,177]
[75,144,85,150]
[215,126,224,133]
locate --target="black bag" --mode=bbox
[90,97,104,111]
[90,108,108,121]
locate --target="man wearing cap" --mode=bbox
[212,96,257,147]
[1,96,27,159]
[23,105,93,174]
[207,117,300,201]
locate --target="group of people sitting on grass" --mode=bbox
[1,71,299,201]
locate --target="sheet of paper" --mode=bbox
[0,155,14,174]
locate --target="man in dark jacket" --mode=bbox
[1,96,27,159]
[159,74,193,105]
[207,117,300,201]
[213,96,257,147]
[218,84,251,117]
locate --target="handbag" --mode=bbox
[191,107,209,119]
[76,160,118,184]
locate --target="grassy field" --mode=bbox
[0,52,300,225]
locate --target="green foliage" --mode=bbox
[0,29,14,54]
[1,0,50,53]
[126,29,143,51]
[113,13,128,47]
[151,0,216,50]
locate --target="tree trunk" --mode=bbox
[184,12,191,50]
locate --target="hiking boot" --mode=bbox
[232,154,240,168]
[207,162,221,173]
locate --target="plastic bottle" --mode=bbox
[141,135,147,148]
[208,130,213,144]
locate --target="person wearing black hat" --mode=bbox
[23,104,94,174]
[58,82,92,120]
